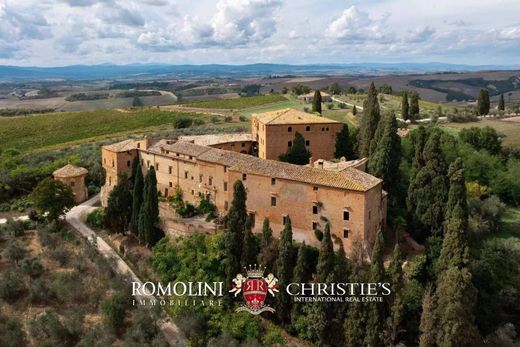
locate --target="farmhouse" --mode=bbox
[252,108,342,161]
[53,164,88,203]
[101,109,387,253]
[298,91,332,103]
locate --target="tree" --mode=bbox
[368,113,402,205]
[365,230,386,347]
[352,104,357,115]
[275,216,294,325]
[241,216,257,268]
[132,96,143,107]
[316,223,334,283]
[329,82,342,95]
[279,132,311,165]
[477,89,490,115]
[291,243,307,324]
[358,82,381,157]
[385,244,405,346]
[3,240,26,265]
[105,175,132,233]
[312,90,322,114]
[407,131,449,241]
[409,91,420,121]
[138,167,162,246]
[101,293,128,333]
[224,180,247,287]
[258,218,277,271]
[498,94,505,111]
[334,124,355,160]
[419,284,437,347]
[401,92,409,120]
[130,161,144,237]
[31,177,75,221]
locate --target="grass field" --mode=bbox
[60,94,176,112]
[0,109,214,152]
[440,118,520,147]
[181,94,288,109]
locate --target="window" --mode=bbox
[141,159,144,166]
[199,174,203,183]
[70,181,75,187]
[322,127,325,131]
[288,141,292,147]
[209,177,213,186]
[224,166,227,173]
[369,211,371,220]
[271,196,277,206]
[189,156,193,160]
[112,160,115,167]
[313,186,319,191]
[103,158,106,165]
[169,166,172,174]
[224,201,229,210]
[343,229,349,238]
[155,163,159,171]
[326,127,329,131]
[271,178,276,185]
[313,222,318,230]
[313,205,318,214]
[242,173,247,181]
[306,126,311,131]
[108,176,112,186]
[305,140,310,146]
[249,213,256,228]
[191,190,194,195]
[224,182,228,192]
[283,215,288,225]
[343,210,350,221]
[147,160,150,168]
[164,188,168,196]
[184,171,188,179]
[242,143,245,147]
[169,182,173,187]
[127,160,131,167]
[288,126,292,132]
[176,153,180,157]
[137,143,141,149]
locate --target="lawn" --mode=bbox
[0,109,212,152]
[440,118,520,147]
[181,94,288,109]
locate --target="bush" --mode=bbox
[173,117,193,129]
[29,278,53,304]
[86,209,105,229]
[77,324,115,347]
[3,218,25,237]
[29,309,74,346]
[338,102,347,109]
[101,292,129,333]
[3,240,26,264]
[176,202,196,218]
[0,270,26,302]
[0,314,26,347]
[224,115,233,122]
[124,308,168,346]
[49,247,69,265]
[326,102,334,110]
[22,257,44,278]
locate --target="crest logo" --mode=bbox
[229,264,278,315]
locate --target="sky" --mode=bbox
[1,0,520,67]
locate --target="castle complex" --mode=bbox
[101,108,387,252]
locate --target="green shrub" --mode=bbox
[3,218,25,237]
[22,257,44,278]
[263,323,286,346]
[3,240,26,264]
[0,314,26,347]
[86,209,105,229]
[49,247,69,265]
[173,117,193,129]
[176,202,197,218]
[29,278,53,304]
[101,292,129,333]
[0,270,26,302]
[224,115,233,122]
[239,115,247,122]
[29,309,72,346]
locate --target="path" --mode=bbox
[65,195,186,346]
[0,215,29,224]
[331,96,364,110]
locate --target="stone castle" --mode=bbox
[101,108,387,252]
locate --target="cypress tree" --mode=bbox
[407,131,449,241]
[224,180,247,286]
[105,175,132,233]
[358,82,381,158]
[344,268,367,346]
[368,113,402,204]
[241,216,257,269]
[258,218,277,271]
[316,223,334,282]
[129,157,139,186]
[410,92,420,121]
[332,242,350,343]
[477,89,490,115]
[291,243,307,325]
[385,244,405,346]
[137,209,148,245]
[401,92,409,120]
[130,161,144,237]
[334,123,354,159]
[279,132,311,165]
[138,167,161,246]
[409,126,428,182]
[261,217,273,248]
[352,104,357,115]
[419,284,437,347]
[365,230,386,347]
[498,94,505,111]
[312,90,322,114]
[276,216,294,325]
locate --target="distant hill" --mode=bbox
[1,62,519,82]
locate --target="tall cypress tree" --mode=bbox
[368,113,402,204]
[129,157,139,186]
[407,131,449,241]
[138,167,161,246]
[258,218,277,271]
[344,254,367,346]
[291,242,307,325]
[241,216,257,268]
[276,216,294,325]
[130,160,144,237]
[365,230,386,347]
[385,244,405,346]
[279,132,311,165]
[105,174,132,233]
[409,126,428,182]
[409,92,420,121]
[419,284,437,347]
[224,180,247,286]
[352,104,357,115]
[498,94,505,111]
[334,123,354,159]
[316,223,334,282]
[358,82,381,158]
[312,90,322,114]
[401,92,409,120]
[477,89,490,115]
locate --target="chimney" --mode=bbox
[318,160,324,169]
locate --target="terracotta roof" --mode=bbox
[178,133,254,147]
[252,108,339,125]
[197,148,250,166]
[53,164,88,177]
[148,140,212,157]
[310,157,368,172]
[103,139,137,152]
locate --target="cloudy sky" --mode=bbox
[1,0,520,67]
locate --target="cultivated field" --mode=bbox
[181,94,288,109]
[441,118,520,147]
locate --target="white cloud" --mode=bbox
[326,6,392,43]
[405,26,435,43]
